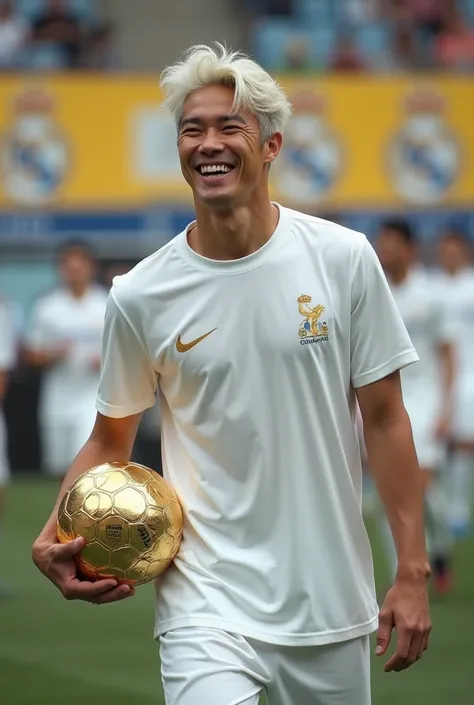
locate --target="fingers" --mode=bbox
[92,585,136,605]
[384,625,430,672]
[53,536,85,558]
[61,577,119,601]
[375,607,394,656]
[384,627,412,672]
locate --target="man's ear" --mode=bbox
[264,132,283,166]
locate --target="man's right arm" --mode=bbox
[32,411,143,604]
[32,284,158,604]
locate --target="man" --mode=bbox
[376,220,455,594]
[32,45,431,705]
[31,0,84,68]
[436,228,474,537]
[26,241,108,478]
[0,296,16,596]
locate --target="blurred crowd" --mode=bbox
[0,0,118,71]
[248,0,474,72]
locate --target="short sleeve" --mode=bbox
[350,238,419,388]
[0,302,16,371]
[96,290,157,418]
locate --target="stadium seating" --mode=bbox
[15,0,97,21]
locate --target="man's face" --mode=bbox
[178,84,281,209]
[376,229,413,272]
[59,251,94,289]
[437,236,470,272]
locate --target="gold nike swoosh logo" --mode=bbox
[176,328,217,353]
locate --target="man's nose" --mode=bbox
[199,128,225,155]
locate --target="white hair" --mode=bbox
[160,43,292,142]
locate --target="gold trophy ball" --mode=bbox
[56,462,183,586]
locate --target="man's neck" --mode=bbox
[189,198,279,261]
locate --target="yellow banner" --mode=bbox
[0,74,472,209]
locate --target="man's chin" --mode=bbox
[194,187,237,208]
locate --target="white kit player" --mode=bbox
[26,242,108,478]
[377,221,455,595]
[436,229,474,538]
[0,296,16,595]
[32,46,432,705]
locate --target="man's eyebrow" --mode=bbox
[180,114,247,128]
[220,114,247,124]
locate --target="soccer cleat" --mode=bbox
[431,556,454,597]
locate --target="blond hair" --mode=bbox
[160,43,292,141]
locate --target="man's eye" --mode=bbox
[222,125,240,132]
[182,128,200,135]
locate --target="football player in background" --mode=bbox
[25,241,108,478]
[376,220,455,595]
[436,228,474,538]
[0,296,17,596]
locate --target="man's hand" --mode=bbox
[376,576,431,672]
[32,535,135,605]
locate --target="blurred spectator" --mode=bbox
[256,0,293,17]
[383,22,426,71]
[435,5,474,71]
[81,21,120,71]
[283,35,314,72]
[25,241,108,478]
[0,295,16,596]
[330,33,367,72]
[411,0,454,37]
[31,0,84,69]
[342,0,380,23]
[0,0,28,69]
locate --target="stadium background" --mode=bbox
[1,1,473,703]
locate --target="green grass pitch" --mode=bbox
[1,478,473,704]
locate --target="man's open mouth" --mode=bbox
[195,164,236,177]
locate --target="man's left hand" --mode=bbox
[376,576,432,672]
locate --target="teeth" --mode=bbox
[200,164,231,175]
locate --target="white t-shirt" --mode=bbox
[97,205,418,646]
[388,267,453,408]
[27,286,108,420]
[435,267,474,381]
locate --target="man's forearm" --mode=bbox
[364,411,430,580]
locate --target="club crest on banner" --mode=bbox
[274,91,343,206]
[0,87,70,206]
[387,89,461,205]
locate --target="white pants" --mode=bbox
[452,377,474,442]
[0,410,9,487]
[159,628,371,705]
[41,407,96,476]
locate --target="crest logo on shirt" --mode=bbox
[387,89,460,205]
[298,295,329,345]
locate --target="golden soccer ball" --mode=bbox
[56,461,183,586]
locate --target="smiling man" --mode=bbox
[32,44,431,705]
